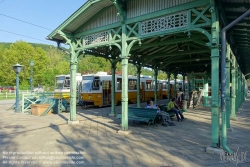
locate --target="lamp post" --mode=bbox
[30,60,34,93]
[13,63,23,113]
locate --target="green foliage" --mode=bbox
[0,41,69,88]
[0,41,180,89]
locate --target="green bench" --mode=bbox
[116,107,158,129]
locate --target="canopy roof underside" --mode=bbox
[47,0,250,79]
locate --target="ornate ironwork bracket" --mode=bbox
[111,0,126,23]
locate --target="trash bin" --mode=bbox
[182,100,187,112]
[31,104,52,116]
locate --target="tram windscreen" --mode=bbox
[82,76,94,92]
[55,76,65,89]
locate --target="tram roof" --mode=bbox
[47,0,250,79]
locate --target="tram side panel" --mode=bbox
[80,73,184,107]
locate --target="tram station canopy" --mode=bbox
[47,0,250,79]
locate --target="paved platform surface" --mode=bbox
[0,96,249,167]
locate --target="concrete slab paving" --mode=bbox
[0,96,250,167]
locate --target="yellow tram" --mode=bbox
[54,73,82,103]
[79,72,186,107]
[79,72,148,107]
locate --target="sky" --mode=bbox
[0,0,87,45]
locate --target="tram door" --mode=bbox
[102,80,111,105]
[159,83,163,99]
[140,82,145,101]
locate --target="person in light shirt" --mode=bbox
[146,99,175,127]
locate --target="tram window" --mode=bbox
[162,82,167,89]
[117,78,122,90]
[176,83,181,90]
[146,81,153,90]
[128,79,137,90]
[102,80,110,89]
[92,79,100,90]
[64,79,70,88]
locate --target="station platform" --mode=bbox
[0,96,249,167]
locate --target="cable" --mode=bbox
[0,29,54,44]
[0,14,52,31]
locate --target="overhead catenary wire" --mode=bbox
[0,29,54,44]
[0,14,52,31]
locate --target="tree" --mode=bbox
[0,41,50,89]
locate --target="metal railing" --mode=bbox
[0,90,39,99]
[21,92,54,113]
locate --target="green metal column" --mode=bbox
[191,76,195,92]
[167,72,171,101]
[240,71,242,107]
[237,70,240,110]
[231,57,237,119]
[243,78,245,101]
[110,62,116,116]
[182,74,185,92]
[136,65,141,108]
[57,31,79,123]
[191,76,195,93]
[226,44,231,128]
[154,69,158,104]
[242,73,245,103]
[203,75,209,106]
[70,51,78,121]
[238,71,242,108]
[187,77,190,99]
[243,78,246,101]
[236,69,239,112]
[241,74,244,104]
[174,74,177,99]
[121,24,128,131]
[210,3,220,147]
[240,74,242,105]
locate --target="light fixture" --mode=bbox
[160,62,163,65]
[138,39,142,46]
[138,55,142,58]
[13,63,23,113]
[13,63,23,74]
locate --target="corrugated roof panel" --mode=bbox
[222,0,250,2]
[64,0,113,33]
[225,6,248,12]
[127,0,195,19]
[82,6,120,32]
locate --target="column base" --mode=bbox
[109,113,116,117]
[117,129,132,135]
[67,120,79,124]
[227,127,233,132]
[206,146,224,154]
